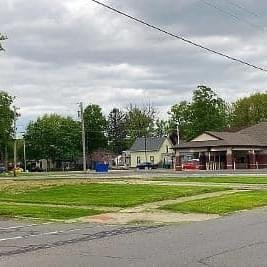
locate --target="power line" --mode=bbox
[90,0,267,73]
[223,0,260,18]
[200,0,264,32]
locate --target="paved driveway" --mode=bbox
[0,208,267,266]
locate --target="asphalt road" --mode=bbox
[2,168,267,182]
[0,208,266,267]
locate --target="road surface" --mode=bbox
[0,208,266,266]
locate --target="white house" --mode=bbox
[129,136,174,168]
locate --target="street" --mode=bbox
[2,169,267,182]
[0,208,266,267]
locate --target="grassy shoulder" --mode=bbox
[154,176,267,184]
[161,190,267,215]
[0,183,229,208]
[0,204,103,220]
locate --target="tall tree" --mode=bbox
[125,104,157,146]
[231,92,267,128]
[25,114,81,162]
[154,119,170,137]
[0,91,14,165]
[170,86,230,140]
[83,104,107,154]
[169,100,192,140]
[107,108,127,154]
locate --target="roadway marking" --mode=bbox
[0,225,104,242]
[0,222,51,231]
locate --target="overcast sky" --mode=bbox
[1,0,267,130]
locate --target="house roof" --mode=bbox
[130,137,168,152]
[238,122,267,144]
[177,122,267,150]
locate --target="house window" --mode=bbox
[137,156,141,164]
[150,156,154,164]
[166,146,169,153]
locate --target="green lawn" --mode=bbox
[162,190,267,215]
[154,176,267,184]
[0,204,102,220]
[0,183,229,208]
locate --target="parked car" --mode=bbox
[0,166,6,174]
[183,159,200,170]
[137,162,157,170]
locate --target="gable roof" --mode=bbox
[130,137,168,152]
[177,122,267,149]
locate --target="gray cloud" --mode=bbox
[0,0,267,129]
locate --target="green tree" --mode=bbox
[0,91,14,165]
[83,104,107,153]
[170,86,229,140]
[169,100,192,139]
[125,104,156,146]
[154,119,170,137]
[25,114,81,162]
[107,108,128,154]
[231,92,267,128]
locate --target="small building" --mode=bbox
[114,150,131,168]
[174,122,267,170]
[129,136,174,168]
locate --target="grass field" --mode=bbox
[154,176,267,184]
[0,204,103,220]
[162,190,267,215]
[0,183,229,208]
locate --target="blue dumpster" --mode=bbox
[95,163,109,173]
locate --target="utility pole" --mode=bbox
[19,132,27,172]
[144,135,147,163]
[175,121,182,171]
[78,102,86,172]
[177,123,180,146]
[0,33,8,51]
[23,135,27,172]
[13,106,20,177]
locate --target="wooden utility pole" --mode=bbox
[13,106,20,177]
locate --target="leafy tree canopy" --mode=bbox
[169,85,230,140]
[0,91,14,147]
[83,104,107,153]
[231,92,267,128]
[107,108,128,154]
[25,114,81,161]
[153,119,171,137]
[125,104,157,146]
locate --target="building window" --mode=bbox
[150,156,154,164]
[166,146,169,153]
[137,156,141,164]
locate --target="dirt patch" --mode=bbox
[80,211,219,224]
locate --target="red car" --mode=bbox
[182,159,199,170]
